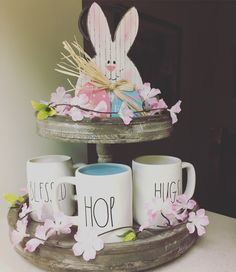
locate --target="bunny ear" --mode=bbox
[87,2,112,53]
[114,7,139,53]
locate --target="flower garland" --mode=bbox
[4,191,208,262]
[4,191,135,261]
[139,194,209,236]
[32,83,182,125]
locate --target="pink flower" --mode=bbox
[118,102,134,125]
[24,238,44,252]
[186,209,209,236]
[139,198,163,230]
[50,87,71,105]
[140,197,188,230]
[70,94,89,107]
[11,217,30,246]
[55,105,71,116]
[143,97,159,111]
[50,87,72,116]
[24,225,50,252]
[174,194,196,212]
[138,83,162,112]
[19,203,32,218]
[137,82,161,101]
[170,194,196,221]
[44,212,72,237]
[72,229,104,261]
[68,94,89,121]
[157,99,168,109]
[146,198,163,223]
[69,107,85,121]
[146,98,168,115]
[154,198,183,226]
[24,212,72,252]
[168,100,182,124]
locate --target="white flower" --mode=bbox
[24,225,49,252]
[72,229,104,261]
[69,107,85,121]
[137,82,161,101]
[172,194,196,220]
[50,87,71,105]
[11,217,30,246]
[68,94,90,121]
[70,94,89,106]
[137,82,162,113]
[167,100,182,124]
[139,197,188,230]
[44,212,72,236]
[139,198,164,230]
[118,102,134,125]
[186,209,209,236]
[50,87,72,116]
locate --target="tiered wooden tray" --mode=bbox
[7,113,198,271]
[8,204,198,272]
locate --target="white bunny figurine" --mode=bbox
[76,2,143,89]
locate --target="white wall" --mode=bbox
[0,0,86,215]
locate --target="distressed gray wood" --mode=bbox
[36,113,173,162]
[36,112,173,144]
[8,205,198,272]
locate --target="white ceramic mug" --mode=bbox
[132,155,196,226]
[27,155,76,222]
[52,163,133,237]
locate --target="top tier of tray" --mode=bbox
[36,112,173,144]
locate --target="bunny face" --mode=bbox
[83,2,143,86]
[93,43,122,82]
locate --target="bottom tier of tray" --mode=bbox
[8,206,198,272]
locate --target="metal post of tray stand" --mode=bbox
[96,143,112,163]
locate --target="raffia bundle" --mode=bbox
[55,39,145,115]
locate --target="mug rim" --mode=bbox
[132,155,181,166]
[76,163,131,177]
[28,155,72,164]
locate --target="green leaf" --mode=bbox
[3,193,24,207]
[17,196,25,203]
[31,100,46,111]
[48,107,57,117]
[118,230,136,242]
[3,193,18,206]
[37,110,49,120]
[123,231,136,242]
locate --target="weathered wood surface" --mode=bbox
[36,113,173,144]
[8,205,197,272]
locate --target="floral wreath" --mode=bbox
[4,191,209,262]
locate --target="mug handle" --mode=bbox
[52,176,79,225]
[182,162,196,199]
